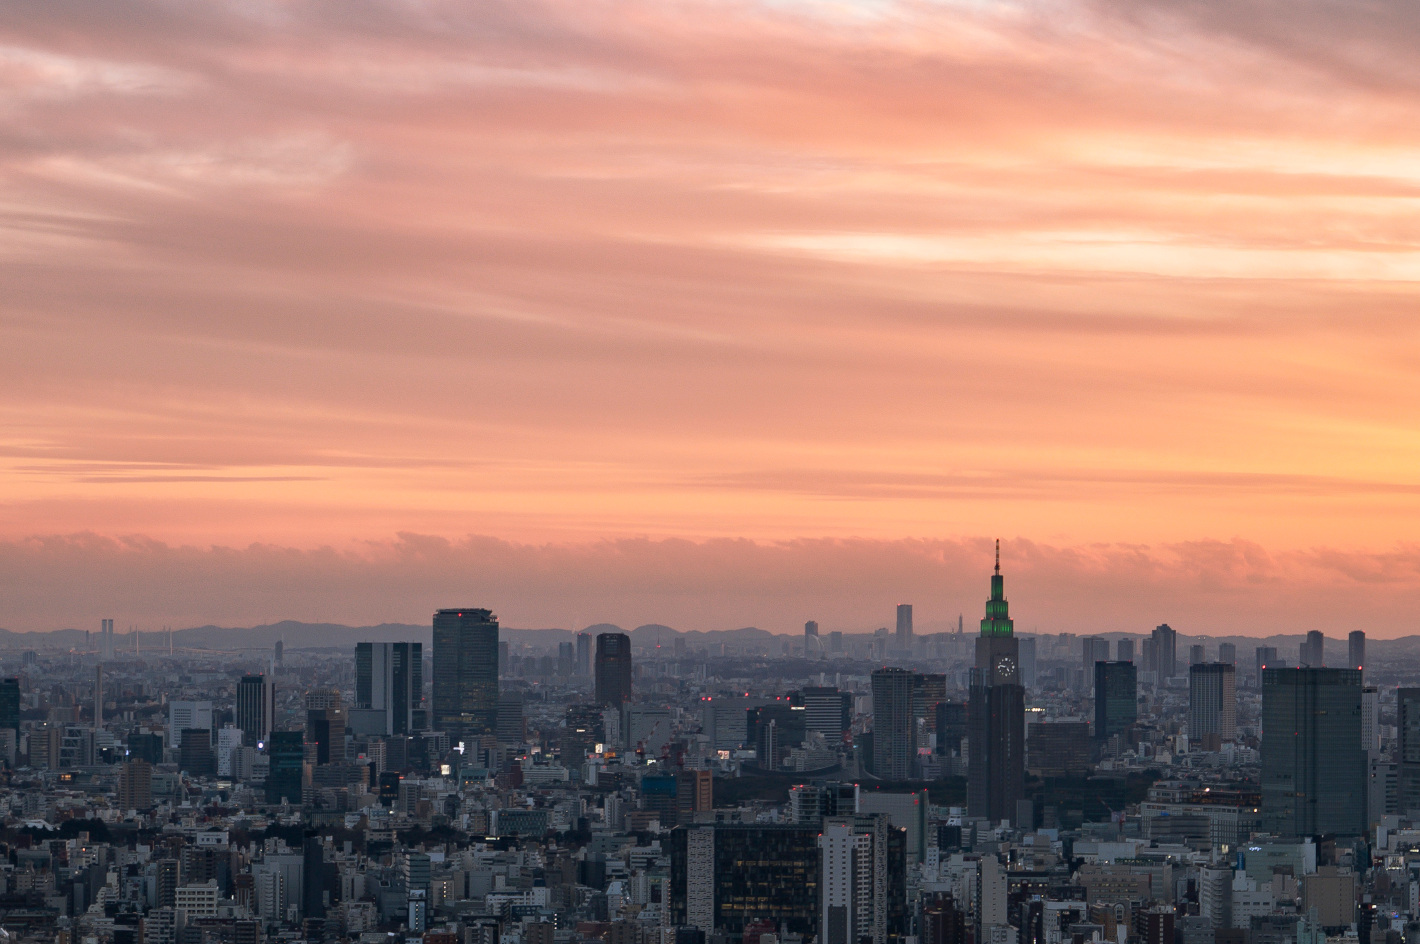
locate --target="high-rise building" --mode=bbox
[1152,624,1177,678]
[1261,667,1365,837]
[670,824,822,936]
[1348,631,1365,671]
[168,701,213,745]
[1255,646,1278,683]
[1116,638,1135,663]
[968,542,1025,825]
[895,605,913,649]
[100,618,115,661]
[236,675,274,747]
[432,608,500,742]
[819,814,907,944]
[0,677,18,733]
[496,690,525,743]
[935,701,967,756]
[305,690,346,765]
[1018,635,1037,688]
[1397,689,1420,816]
[117,758,152,810]
[576,632,592,676]
[805,620,819,638]
[1082,637,1110,671]
[1188,663,1237,749]
[352,642,423,737]
[265,730,305,804]
[871,668,916,780]
[801,687,851,744]
[1094,661,1137,741]
[790,782,859,823]
[594,632,633,708]
[1189,644,1206,666]
[1218,642,1236,664]
[179,729,217,779]
[1300,630,1325,667]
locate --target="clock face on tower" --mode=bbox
[996,656,1016,680]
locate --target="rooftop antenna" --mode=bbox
[134,625,139,658]
[995,538,1000,574]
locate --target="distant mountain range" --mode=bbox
[0,620,1415,655]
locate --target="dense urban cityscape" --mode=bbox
[0,551,1413,944]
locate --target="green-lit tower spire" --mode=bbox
[980,538,1014,637]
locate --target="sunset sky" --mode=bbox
[4,0,1420,635]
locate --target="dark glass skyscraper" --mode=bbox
[432,608,500,743]
[670,823,822,936]
[354,642,424,736]
[594,632,633,707]
[1189,662,1237,748]
[968,542,1025,824]
[1151,624,1177,678]
[1348,631,1366,671]
[1261,667,1365,837]
[235,674,273,747]
[0,677,19,733]
[265,730,305,804]
[871,668,917,779]
[1093,661,1137,740]
[1397,688,1420,816]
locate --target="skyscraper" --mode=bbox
[1348,631,1365,671]
[871,668,916,779]
[1399,689,1420,816]
[670,824,823,937]
[432,608,500,743]
[1255,646,1278,684]
[1218,642,1236,665]
[1094,661,1137,741]
[1151,624,1177,678]
[594,632,633,707]
[805,620,819,638]
[0,677,18,733]
[1189,644,1206,666]
[1261,667,1365,837]
[1188,663,1237,750]
[575,632,592,676]
[236,674,274,747]
[352,642,423,736]
[305,689,346,765]
[1082,637,1110,671]
[968,541,1025,824]
[801,686,851,744]
[100,618,115,661]
[1116,638,1135,663]
[819,814,906,944]
[1300,630,1325,667]
[895,605,913,649]
[265,730,305,804]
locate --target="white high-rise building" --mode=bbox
[820,815,893,944]
[215,726,244,778]
[168,701,213,745]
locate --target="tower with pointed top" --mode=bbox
[968,540,1026,825]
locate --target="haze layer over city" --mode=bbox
[5,3,1420,944]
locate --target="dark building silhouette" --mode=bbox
[432,608,500,742]
[935,701,967,756]
[801,686,851,743]
[1261,667,1365,837]
[896,604,913,649]
[871,668,917,779]
[354,642,424,736]
[1151,624,1177,678]
[1398,689,1420,817]
[179,729,216,779]
[305,690,346,765]
[0,677,18,733]
[235,674,273,748]
[968,541,1025,824]
[266,730,305,804]
[1349,630,1366,671]
[1189,663,1237,749]
[670,824,822,936]
[1093,661,1137,741]
[1300,630,1325,667]
[595,632,633,707]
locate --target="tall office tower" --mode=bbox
[265,730,305,804]
[0,677,18,733]
[819,814,905,944]
[1255,646,1278,683]
[1349,631,1365,671]
[1141,637,1157,674]
[670,823,824,936]
[274,639,283,667]
[100,618,115,661]
[1151,624,1177,678]
[575,632,592,676]
[896,605,913,649]
[1362,686,1380,753]
[936,701,968,756]
[496,690,525,743]
[236,674,275,747]
[913,673,947,723]
[93,664,103,728]
[1018,635,1037,687]
[432,608,500,742]
[871,668,917,779]
[790,782,860,823]
[1300,630,1325,667]
[1189,644,1206,666]
[117,758,153,810]
[1399,689,1420,816]
[1081,637,1110,672]
[305,690,346,765]
[1219,642,1236,664]
[557,641,575,675]
[805,620,819,638]
[1094,661,1138,740]
[180,729,217,778]
[1261,667,1365,837]
[594,632,633,707]
[801,686,852,744]
[352,642,423,737]
[168,700,213,744]
[1189,663,1237,749]
[1117,638,1135,663]
[968,542,1026,824]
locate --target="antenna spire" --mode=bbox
[994,538,1000,574]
